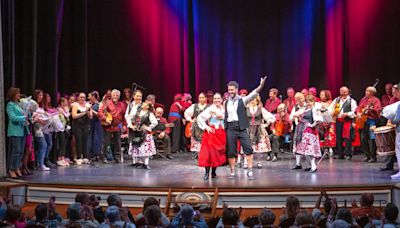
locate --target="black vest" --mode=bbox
[334,97,352,113]
[224,98,250,130]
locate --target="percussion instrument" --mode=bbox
[374,126,396,156]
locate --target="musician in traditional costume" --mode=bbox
[381,83,400,179]
[153,107,173,160]
[197,93,226,180]
[309,87,320,102]
[356,86,382,163]
[184,92,209,159]
[269,103,291,162]
[99,89,126,164]
[247,96,275,167]
[291,95,323,173]
[318,90,336,157]
[381,83,394,107]
[290,92,307,146]
[169,94,187,153]
[264,88,281,114]
[283,87,296,114]
[329,86,357,160]
[128,101,158,169]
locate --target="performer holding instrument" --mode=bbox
[329,86,357,160]
[269,103,291,162]
[356,86,382,163]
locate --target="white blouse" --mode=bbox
[197,104,225,130]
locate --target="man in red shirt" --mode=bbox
[309,87,320,102]
[264,88,281,114]
[169,93,187,153]
[99,89,126,163]
[381,83,393,107]
[356,86,382,163]
[283,87,296,114]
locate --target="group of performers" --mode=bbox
[6,77,400,181]
[163,81,400,180]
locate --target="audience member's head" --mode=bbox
[259,208,276,225]
[384,203,399,223]
[331,219,351,228]
[107,194,122,208]
[336,208,353,224]
[222,208,240,226]
[359,193,374,207]
[34,203,48,222]
[5,205,22,224]
[74,193,90,206]
[294,210,314,227]
[67,203,81,221]
[286,195,300,218]
[142,197,159,214]
[179,204,195,225]
[144,205,162,226]
[105,206,121,223]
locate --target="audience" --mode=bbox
[0,192,397,228]
[216,206,244,228]
[350,193,381,220]
[135,197,170,227]
[99,206,135,228]
[279,195,300,228]
[170,204,207,228]
[253,208,276,228]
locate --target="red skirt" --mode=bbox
[198,127,227,167]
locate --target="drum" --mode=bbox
[374,126,396,156]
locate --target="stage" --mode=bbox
[11,152,399,189]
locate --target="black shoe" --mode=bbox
[292,165,302,170]
[45,161,56,168]
[368,158,377,163]
[115,158,121,164]
[203,173,209,180]
[144,165,151,170]
[337,156,345,160]
[304,167,311,171]
[380,167,394,171]
[362,157,370,162]
[166,155,174,159]
[309,168,318,173]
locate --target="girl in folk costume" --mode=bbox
[197,93,226,180]
[128,101,158,169]
[291,95,323,173]
[184,92,209,159]
[269,103,292,162]
[247,95,275,168]
[319,90,336,157]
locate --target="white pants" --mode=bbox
[396,132,400,171]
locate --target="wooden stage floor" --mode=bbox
[10,153,400,189]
